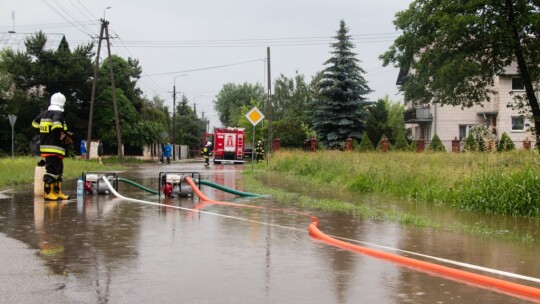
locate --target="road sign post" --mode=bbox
[245,107,265,172]
[8,114,17,157]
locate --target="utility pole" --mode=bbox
[266,47,272,159]
[86,18,123,161]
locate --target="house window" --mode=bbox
[459,125,475,140]
[511,116,525,131]
[512,77,525,91]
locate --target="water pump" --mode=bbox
[159,172,200,198]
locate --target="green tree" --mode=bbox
[428,134,446,152]
[311,20,371,148]
[272,73,312,122]
[366,98,393,146]
[463,133,479,152]
[0,32,95,153]
[381,1,540,148]
[393,130,409,151]
[175,94,207,150]
[497,132,515,152]
[214,82,265,126]
[358,132,374,151]
[272,117,310,149]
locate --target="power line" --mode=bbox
[142,58,265,77]
[41,0,94,37]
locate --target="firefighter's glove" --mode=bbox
[37,159,46,167]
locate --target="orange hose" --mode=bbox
[184,177,540,301]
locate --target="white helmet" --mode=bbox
[206,141,212,146]
[48,92,66,112]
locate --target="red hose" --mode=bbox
[184,177,540,301]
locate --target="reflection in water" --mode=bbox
[0,164,537,303]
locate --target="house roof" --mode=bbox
[0,32,66,53]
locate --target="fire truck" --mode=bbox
[203,127,245,164]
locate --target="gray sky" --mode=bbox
[1,0,412,129]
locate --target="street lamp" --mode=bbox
[172,74,187,161]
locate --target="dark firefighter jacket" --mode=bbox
[32,110,68,156]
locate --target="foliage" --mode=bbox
[469,125,497,151]
[381,1,540,144]
[498,132,515,152]
[236,98,268,145]
[311,20,371,148]
[272,73,312,123]
[214,82,265,127]
[428,134,446,152]
[463,133,479,152]
[366,98,393,145]
[271,117,310,148]
[267,150,540,218]
[358,132,374,151]
[175,94,207,150]
[393,130,409,151]
[409,138,417,152]
[375,134,389,151]
[0,32,172,156]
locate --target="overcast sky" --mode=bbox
[1,0,412,129]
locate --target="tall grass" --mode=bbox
[268,150,540,217]
[0,156,124,188]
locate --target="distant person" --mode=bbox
[255,140,264,163]
[202,141,212,166]
[163,142,172,164]
[80,140,87,160]
[158,143,163,163]
[97,139,104,164]
[31,92,72,201]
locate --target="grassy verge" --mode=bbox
[0,156,126,188]
[262,150,540,218]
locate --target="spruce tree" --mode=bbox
[311,20,371,148]
[358,132,374,151]
[428,134,446,152]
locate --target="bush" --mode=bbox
[358,132,374,151]
[393,131,409,151]
[428,134,446,152]
[463,133,479,152]
[376,134,390,151]
[497,132,515,152]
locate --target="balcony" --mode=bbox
[404,107,432,123]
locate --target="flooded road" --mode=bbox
[1,162,539,303]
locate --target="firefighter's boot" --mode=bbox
[54,181,70,200]
[44,182,59,201]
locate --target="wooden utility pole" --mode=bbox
[86,18,123,161]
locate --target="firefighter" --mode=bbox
[255,140,264,163]
[202,141,212,166]
[32,92,72,201]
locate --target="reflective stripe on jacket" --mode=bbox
[32,110,67,156]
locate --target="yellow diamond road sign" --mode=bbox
[246,107,264,126]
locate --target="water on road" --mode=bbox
[0,162,539,303]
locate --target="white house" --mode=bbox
[401,62,538,151]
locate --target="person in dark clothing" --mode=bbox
[255,141,264,163]
[97,139,104,164]
[32,92,72,201]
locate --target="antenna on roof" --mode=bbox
[10,11,15,33]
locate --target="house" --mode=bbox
[401,62,538,151]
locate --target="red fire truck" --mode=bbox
[203,127,245,164]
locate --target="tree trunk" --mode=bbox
[505,0,540,150]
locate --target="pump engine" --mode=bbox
[159,172,200,198]
[82,172,118,195]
